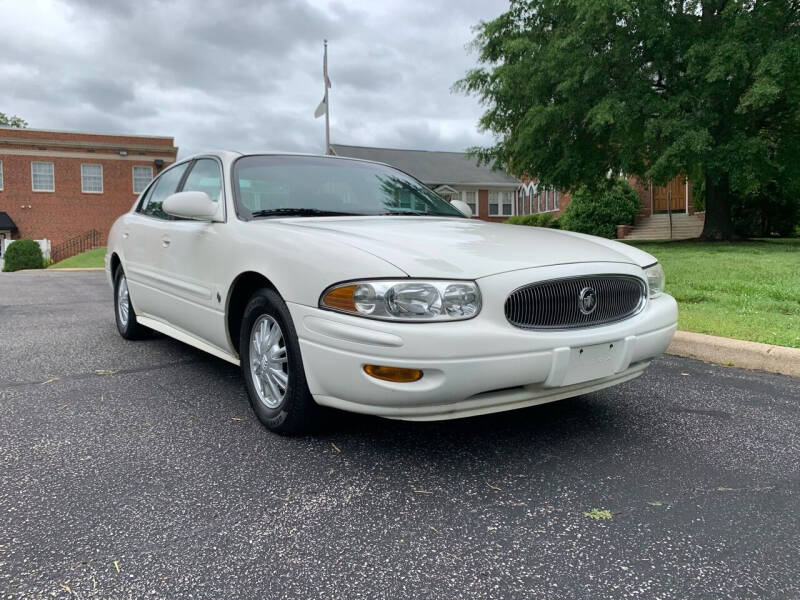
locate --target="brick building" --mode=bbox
[517,178,572,217]
[518,175,696,221]
[0,128,178,250]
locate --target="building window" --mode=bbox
[133,165,154,194]
[489,191,514,216]
[31,161,55,192]
[0,160,3,191]
[553,190,559,211]
[504,192,513,215]
[81,164,103,193]
[463,190,477,216]
[488,191,499,215]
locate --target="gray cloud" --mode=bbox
[1,0,507,156]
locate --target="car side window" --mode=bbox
[139,162,191,219]
[182,158,222,203]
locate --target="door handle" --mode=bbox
[161,236,171,248]
[122,231,130,239]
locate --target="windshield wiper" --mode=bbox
[250,208,358,218]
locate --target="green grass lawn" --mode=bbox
[627,239,800,348]
[48,247,106,269]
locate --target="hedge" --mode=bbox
[505,212,561,228]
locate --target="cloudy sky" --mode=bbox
[1,0,508,157]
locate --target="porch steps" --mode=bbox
[622,213,704,241]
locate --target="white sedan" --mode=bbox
[106,151,677,433]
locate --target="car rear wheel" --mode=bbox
[240,287,320,434]
[114,267,148,340]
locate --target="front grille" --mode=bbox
[505,275,646,329]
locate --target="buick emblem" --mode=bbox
[578,287,597,315]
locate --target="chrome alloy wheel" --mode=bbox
[117,275,130,327]
[249,314,289,408]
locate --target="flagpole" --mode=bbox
[324,40,330,154]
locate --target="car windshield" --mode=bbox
[233,155,465,219]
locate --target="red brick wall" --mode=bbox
[477,189,490,221]
[0,128,176,150]
[0,129,176,246]
[554,190,572,217]
[628,175,652,216]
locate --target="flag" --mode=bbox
[314,96,327,119]
[323,41,331,89]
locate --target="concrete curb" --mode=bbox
[667,330,800,378]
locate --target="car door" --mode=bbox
[157,157,229,350]
[121,161,191,320]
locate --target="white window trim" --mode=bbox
[461,189,479,218]
[0,160,3,191]
[488,190,515,217]
[132,165,154,194]
[501,190,514,217]
[31,161,55,193]
[81,163,104,194]
[488,191,499,216]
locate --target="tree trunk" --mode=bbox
[700,173,735,240]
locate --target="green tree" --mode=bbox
[456,0,800,240]
[0,113,28,128]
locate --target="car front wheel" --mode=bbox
[114,267,147,340]
[240,288,320,434]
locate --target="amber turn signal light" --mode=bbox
[363,364,424,383]
[322,285,358,312]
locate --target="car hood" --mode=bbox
[281,216,656,279]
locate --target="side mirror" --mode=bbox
[163,191,218,221]
[450,199,473,218]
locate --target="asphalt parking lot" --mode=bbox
[1,270,799,599]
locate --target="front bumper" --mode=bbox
[289,263,678,421]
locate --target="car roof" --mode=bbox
[181,150,397,171]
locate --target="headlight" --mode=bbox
[320,280,481,321]
[644,263,665,298]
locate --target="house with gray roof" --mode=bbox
[329,144,522,221]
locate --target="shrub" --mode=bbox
[505,212,560,228]
[560,177,640,238]
[2,239,44,272]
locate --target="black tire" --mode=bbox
[240,287,320,434]
[113,267,148,340]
